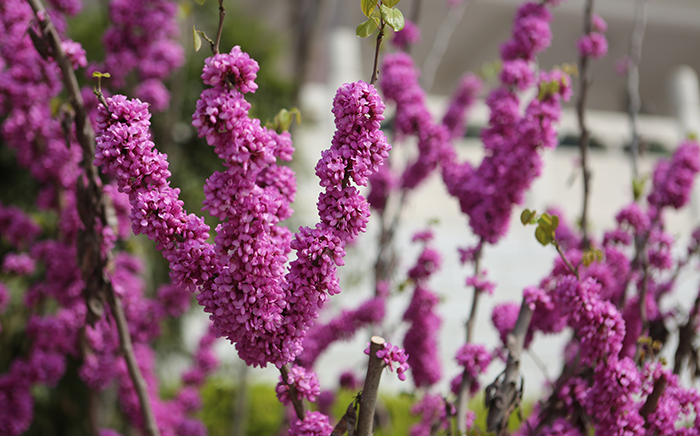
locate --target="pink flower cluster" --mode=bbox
[276,364,321,405]
[366,342,410,381]
[577,14,608,59]
[403,231,443,388]
[95,46,390,368]
[441,2,570,244]
[98,0,184,111]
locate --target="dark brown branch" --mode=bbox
[674,290,700,375]
[108,291,161,436]
[577,0,595,250]
[213,0,225,55]
[280,364,307,420]
[369,21,385,86]
[357,336,386,436]
[486,299,534,435]
[24,2,161,435]
[640,373,667,426]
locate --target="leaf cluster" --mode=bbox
[356,0,405,39]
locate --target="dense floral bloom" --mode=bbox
[339,371,359,390]
[577,32,608,59]
[2,253,36,275]
[441,67,570,243]
[287,411,333,436]
[99,0,183,109]
[491,302,519,346]
[455,343,491,380]
[584,358,644,436]
[276,365,321,405]
[647,139,700,212]
[554,277,625,365]
[201,46,259,92]
[403,285,442,387]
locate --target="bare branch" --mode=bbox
[486,299,533,435]
[577,0,595,250]
[357,336,386,436]
[280,364,307,420]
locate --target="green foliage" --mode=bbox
[266,107,302,133]
[521,209,559,247]
[582,247,604,267]
[632,174,648,201]
[356,18,379,38]
[361,0,379,17]
[379,4,405,32]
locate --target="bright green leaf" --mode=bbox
[383,0,400,7]
[535,226,550,246]
[356,18,377,38]
[520,209,534,226]
[380,5,405,31]
[193,26,202,52]
[193,0,206,5]
[92,71,111,78]
[361,0,379,17]
[538,213,552,227]
[550,214,559,231]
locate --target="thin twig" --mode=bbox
[577,0,595,250]
[627,0,648,179]
[554,241,579,279]
[421,0,471,92]
[369,20,385,86]
[213,0,226,55]
[108,291,161,436]
[24,2,161,434]
[280,364,307,420]
[357,336,386,436]
[456,240,483,434]
[673,290,700,375]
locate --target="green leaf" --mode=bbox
[550,214,559,231]
[193,26,202,52]
[383,0,400,7]
[520,209,534,226]
[632,175,648,202]
[535,226,551,246]
[92,71,111,78]
[356,18,378,38]
[380,5,405,31]
[361,0,379,17]
[193,0,206,4]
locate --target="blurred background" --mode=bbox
[4,0,700,434]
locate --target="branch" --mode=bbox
[640,372,667,426]
[456,240,483,434]
[554,241,579,280]
[107,291,161,436]
[577,0,595,250]
[627,0,648,179]
[369,20,385,86]
[280,364,307,420]
[24,2,161,435]
[357,336,386,436]
[673,290,700,375]
[485,298,533,435]
[213,0,225,55]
